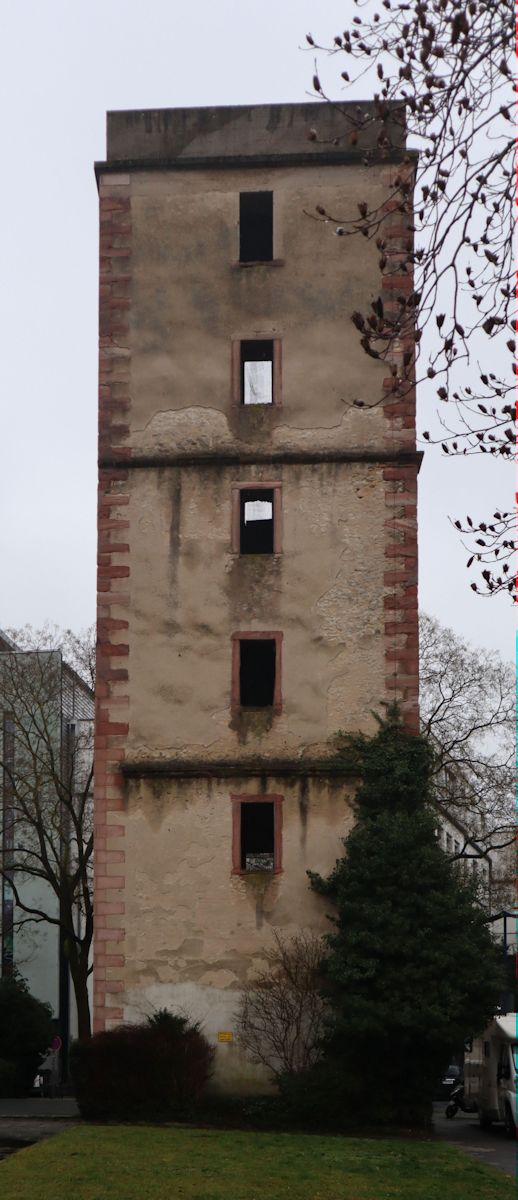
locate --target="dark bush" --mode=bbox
[70,1009,214,1120]
[278,1060,433,1131]
[196,1091,287,1130]
[0,1058,21,1098]
[0,975,53,1096]
[277,1062,349,1129]
[309,709,502,1128]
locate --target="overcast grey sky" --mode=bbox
[0,1,514,663]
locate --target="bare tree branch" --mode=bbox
[236,931,327,1080]
[308,0,514,597]
[0,627,95,1039]
[419,612,515,907]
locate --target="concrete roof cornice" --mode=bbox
[96,100,414,179]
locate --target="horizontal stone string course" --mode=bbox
[98,449,423,469]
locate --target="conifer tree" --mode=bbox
[310,709,503,1126]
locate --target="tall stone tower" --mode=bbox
[94,103,419,1090]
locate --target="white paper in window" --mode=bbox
[244,359,273,405]
[244,501,273,524]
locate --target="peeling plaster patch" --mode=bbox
[136,407,235,455]
[316,582,380,645]
[198,969,239,989]
[228,403,282,446]
[132,410,385,460]
[272,410,381,450]
[326,652,381,732]
[315,584,351,644]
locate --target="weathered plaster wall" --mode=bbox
[121,773,355,1091]
[126,460,385,758]
[127,164,390,457]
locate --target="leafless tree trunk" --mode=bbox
[0,626,94,1040]
[236,931,327,1081]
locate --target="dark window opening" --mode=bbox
[240,340,273,406]
[240,489,274,554]
[239,192,273,263]
[239,639,276,707]
[241,802,274,871]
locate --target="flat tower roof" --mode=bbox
[98,101,408,174]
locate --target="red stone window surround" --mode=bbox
[230,481,282,555]
[231,793,283,875]
[231,336,282,406]
[231,631,283,714]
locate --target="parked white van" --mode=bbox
[464,1014,517,1137]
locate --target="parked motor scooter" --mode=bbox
[445,1081,477,1118]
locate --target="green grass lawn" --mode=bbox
[0,1125,514,1200]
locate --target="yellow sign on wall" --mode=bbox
[217,1031,233,1043]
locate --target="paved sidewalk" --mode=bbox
[433,1103,517,1178]
[0,1098,79,1159]
[0,1097,79,1120]
[0,1098,79,1120]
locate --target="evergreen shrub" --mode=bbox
[70,1009,214,1120]
[305,707,503,1128]
[0,975,53,1096]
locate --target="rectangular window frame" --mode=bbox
[239,192,273,264]
[231,793,283,875]
[231,630,283,714]
[231,482,282,555]
[231,337,282,407]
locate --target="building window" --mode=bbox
[241,640,275,705]
[231,482,282,555]
[231,338,282,407]
[231,631,283,713]
[231,794,283,874]
[241,491,274,553]
[239,192,273,263]
[242,340,273,405]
